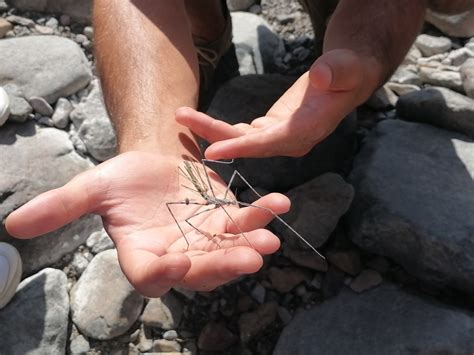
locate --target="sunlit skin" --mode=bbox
[6,0,474,297]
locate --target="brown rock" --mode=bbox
[139,292,183,330]
[198,322,237,351]
[239,303,278,342]
[350,270,383,293]
[326,250,362,276]
[268,267,309,293]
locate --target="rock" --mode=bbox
[348,120,474,293]
[29,96,54,116]
[418,66,463,92]
[71,252,89,275]
[152,339,181,353]
[0,36,92,103]
[0,86,9,127]
[326,250,362,276]
[366,256,391,274]
[231,12,284,74]
[140,292,183,330]
[60,14,71,26]
[70,250,144,339]
[83,26,93,39]
[69,334,90,355]
[461,58,474,99]
[250,283,266,303]
[52,97,73,128]
[35,24,54,35]
[415,34,451,57]
[70,80,117,161]
[227,0,254,11]
[273,173,354,250]
[321,265,346,299]
[286,248,329,272]
[268,267,308,293]
[0,18,12,38]
[206,75,357,190]
[402,45,422,65]
[6,0,92,23]
[0,121,102,273]
[239,302,278,342]
[0,269,69,354]
[386,82,420,96]
[6,15,34,27]
[349,269,383,293]
[446,47,474,66]
[390,65,421,85]
[163,330,178,340]
[275,283,474,354]
[426,9,474,38]
[137,325,153,352]
[45,17,59,29]
[396,86,474,138]
[7,95,32,123]
[365,85,398,110]
[198,322,238,351]
[86,229,114,254]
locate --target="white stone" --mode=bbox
[415,34,452,57]
[0,86,10,127]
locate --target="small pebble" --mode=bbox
[29,96,54,116]
[162,330,178,340]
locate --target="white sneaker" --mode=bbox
[0,242,22,310]
[0,86,10,126]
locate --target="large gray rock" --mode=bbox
[426,9,474,38]
[273,173,354,250]
[6,0,91,23]
[274,283,474,355]
[348,120,474,293]
[70,80,117,162]
[414,34,452,57]
[396,86,474,138]
[205,75,357,190]
[0,269,69,354]
[0,36,92,103]
[70,249,144,340]
[231,12,284,74]
[0,121,102,274]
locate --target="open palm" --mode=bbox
[6,151,289,296]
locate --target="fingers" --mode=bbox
[177,247,263,291]
[214,229,281,255]
[5,170,103,238]
[226,193,290,234]
[116,245,191,297]
[175,107,244,143]
[309,49,364,92]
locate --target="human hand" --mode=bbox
[176,49,378,158]
[5,152,289,297]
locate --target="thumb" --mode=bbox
[5,170,103,238]
[309,49,364,92]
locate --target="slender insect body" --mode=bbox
[167,159,326,260]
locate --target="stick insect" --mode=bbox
[166,159,325,260]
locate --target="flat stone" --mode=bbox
[348,120,474,293]
[86,229,114,254]
[239,302,278,343]
[198,321,238,351]
[7,95,32,123]
[326,250,362,276]
[415,34,452,57]
[231,12,284,74]
[7,0,92,23]
[446,47,474,67]
[273,173,354,250]
[418,67,463,92]
[140,292,183,330]
[152,339,181,353]
[6,15,34,27]
[0,36,92,103]
[396,86,474,138]
[349,269,383,293]
[461,58,474,99]
[0,121,102,274]
[70,79,117,161]
[206,75,357,190]
[0,269,69,354]
[275,283,474,354]
[70,249,144,340]
[386,82,420,96]
[426,9,474,38]
[29,96,54,116]
[268,267,308,293]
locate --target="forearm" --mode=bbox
[323,0,427,101]
[93,0,200,156]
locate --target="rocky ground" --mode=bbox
[1,0,474,354]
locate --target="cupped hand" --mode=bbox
[5,152,289,297]
[176,49,378,159]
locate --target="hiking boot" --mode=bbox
[0,242,22,309]
[192,0,235,94]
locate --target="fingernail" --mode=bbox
[310,63,332,89]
